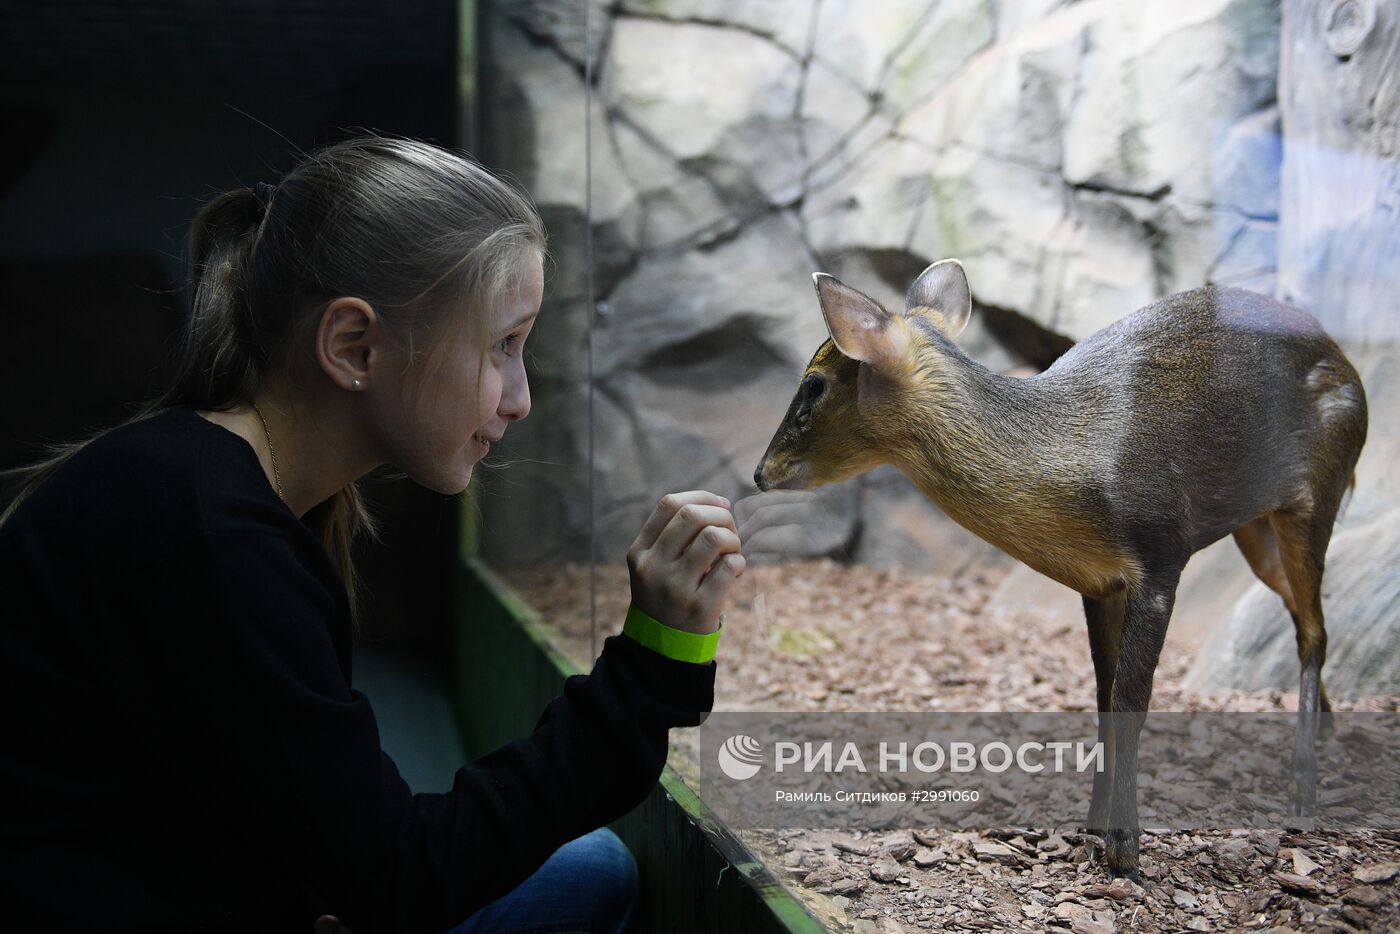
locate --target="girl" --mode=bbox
[0,136,745,932]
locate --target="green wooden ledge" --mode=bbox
[451,555,826,933]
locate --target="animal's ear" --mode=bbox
[905,259,972,339]
[813,273,906,368]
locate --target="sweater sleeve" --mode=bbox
[160,528,714,934]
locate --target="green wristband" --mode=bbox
[622,603,722,665]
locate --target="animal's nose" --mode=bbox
[753,465,766,491]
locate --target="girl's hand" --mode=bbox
[626,490,745,635]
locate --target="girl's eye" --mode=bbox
[496,334,520,355]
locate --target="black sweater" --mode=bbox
[0,405,715,933]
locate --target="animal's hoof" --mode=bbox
[1104,828,1139,880]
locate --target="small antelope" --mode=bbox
[753,260,1368,879]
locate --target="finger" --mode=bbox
[653,503,738,560]
[683,524,743,583]
[696,552,747,610]
[632,490,731,553]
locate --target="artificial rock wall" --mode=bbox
[480,0,1284,566]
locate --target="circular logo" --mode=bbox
[718,734,764,780]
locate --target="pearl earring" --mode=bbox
[351,379,362,390]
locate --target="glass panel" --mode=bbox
[478,0,1399,925]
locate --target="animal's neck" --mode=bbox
[883,342,1139,598]
[892,350,1050,500]
[887,352,1115,589]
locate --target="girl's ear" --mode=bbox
[813,273,908,370]
[905,258,972,339]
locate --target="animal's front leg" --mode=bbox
[1104,577,1177,881]
[1082,591,1125,834]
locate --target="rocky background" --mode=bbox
[476,0,1397,695]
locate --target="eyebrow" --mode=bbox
[496,311,539,333]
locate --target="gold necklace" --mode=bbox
[251,402,285,500]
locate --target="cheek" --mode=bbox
[477,363,505,415]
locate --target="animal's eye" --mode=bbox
[801,374,825,401]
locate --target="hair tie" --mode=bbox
[253,181,277,219]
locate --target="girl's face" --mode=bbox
[385,251,543,494]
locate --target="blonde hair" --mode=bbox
[0,135,547,635]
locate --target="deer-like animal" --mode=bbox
[753,260,1367,879]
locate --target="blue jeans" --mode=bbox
[444,828,639,934]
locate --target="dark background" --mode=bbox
[0,0,474,684]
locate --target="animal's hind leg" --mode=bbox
[1233,515,1331,723]
[1233,516,1297,613]
[1269,504,1340,816]
[1234,515,1332,716]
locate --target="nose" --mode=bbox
[501,361,531,422]
[753,464,767,491]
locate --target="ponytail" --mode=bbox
[174,187,266,407]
